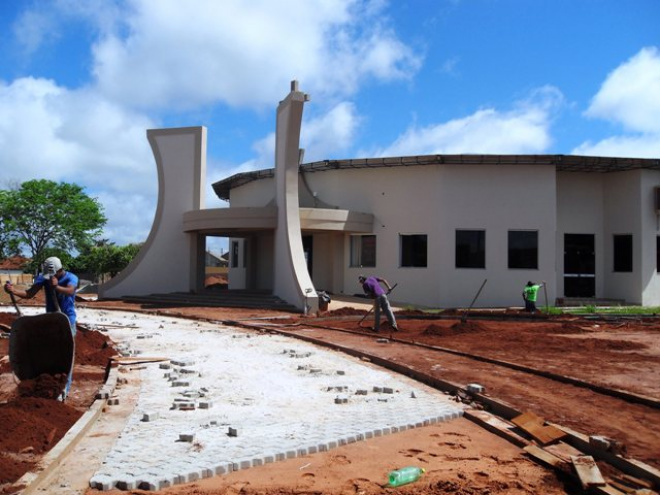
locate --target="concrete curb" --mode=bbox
[18,365,120,495]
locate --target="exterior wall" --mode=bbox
[556,172,605,298]
[639,170,660,305]
[229,179,275,207]
[307,232,344,293]
[226,162,658,308]
[300,163,557,308]
[602,171,642,303]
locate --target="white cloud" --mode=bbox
[0,76,158,245]
[572,135,660,159]
[585,47,660,134]
[302,102,360,162]
[574,46,660,158]
[372,86,564,157]
[89,0,421,110]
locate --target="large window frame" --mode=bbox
[400,233,428,268]
[349,234,376,268]
[613,234,633,272]
[508,230,538,269]
[455,229,486,269]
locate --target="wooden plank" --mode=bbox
[607,480,636,493]
[511,411,566,445]
[523,445,568,469]
[591,485,628,495]
[111,357,169,365]
[619,473,655,490]
[464,410,530,448]
[571,455,606,489]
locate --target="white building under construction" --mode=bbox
[100,82,660,311]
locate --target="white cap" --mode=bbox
[42,257,63,278]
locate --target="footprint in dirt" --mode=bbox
[330,454,351,465]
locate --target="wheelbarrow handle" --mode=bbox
[45,280,63,313]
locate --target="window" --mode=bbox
[231,241,239,268]
[614,234,632,272]
[400,234,427,268]
[242,240,248,268]
[508,230,538,269]
[456,230,485,268]
[350,235,376,267]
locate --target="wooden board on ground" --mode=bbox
[511,411,566,445]
[523,445,568,469]
[571,455,606,489]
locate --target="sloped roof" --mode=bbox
[0,256,30,271]
[212,153,660,201]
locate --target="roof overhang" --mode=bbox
[183,206,373,236]
[212,154,660,201]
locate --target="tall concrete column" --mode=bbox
[273,81,318,313]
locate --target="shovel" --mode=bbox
[6,282,23,318]
[9,281,75,383]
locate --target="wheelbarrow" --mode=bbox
[8,282,75,385]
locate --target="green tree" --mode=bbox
[0,190,21,258]
[75,241,142,282]
[0,179,107,261]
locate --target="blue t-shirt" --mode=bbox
[35,271,78,326]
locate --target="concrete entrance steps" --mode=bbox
[556,297,626,307]
[120,289,300,312]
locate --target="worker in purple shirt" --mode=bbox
[358,274,398,332]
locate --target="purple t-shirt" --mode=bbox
[362,276,385,297]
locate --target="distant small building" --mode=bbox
[205,250,227,268]
[0,256,32,285]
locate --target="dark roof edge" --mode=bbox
[212,153,660,201]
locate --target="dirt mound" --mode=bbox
[204,275,228,289]
[17,373,68,399]
[423,320,490,336]
[325,307,366,317]
[75,327,116,366]
[0,397,82,484]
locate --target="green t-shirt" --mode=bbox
[523,284,541,302]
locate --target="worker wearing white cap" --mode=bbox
[4,256,79,399]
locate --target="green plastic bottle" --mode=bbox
[388,466,425,487]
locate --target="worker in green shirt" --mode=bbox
[522,280,545,313]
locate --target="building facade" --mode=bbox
[99,82,660,310]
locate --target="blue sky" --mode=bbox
[1,0,659,252]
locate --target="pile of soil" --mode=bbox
[422,320,490,336]
[0,310,115,489]
[17,373,68,399]
[325,307,366,317]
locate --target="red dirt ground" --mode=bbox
[2,300,660,495]
[0,310,116,489]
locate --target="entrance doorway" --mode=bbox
[302,235,313,277]
[564,234,595,297]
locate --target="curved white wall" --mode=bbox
[99,127,206,298]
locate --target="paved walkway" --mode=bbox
[12,307,464,492]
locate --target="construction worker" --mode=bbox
[522,280,545,313]
[358,274,398,332]
[4,256,78,400]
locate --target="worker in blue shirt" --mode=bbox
[5,256,78,400]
